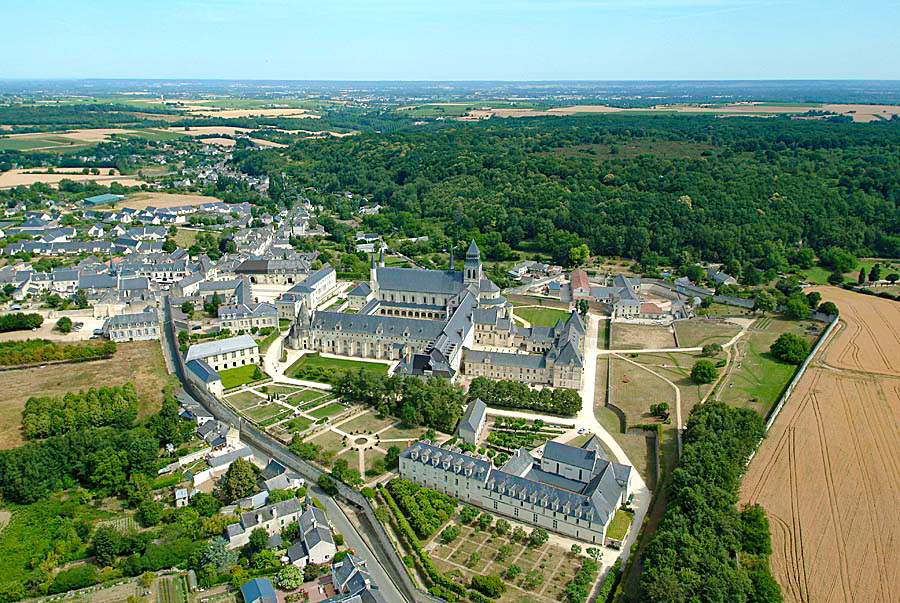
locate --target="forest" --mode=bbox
[21,383,139,440]
[268,114,900,268]
[638,402,780,603]
[467,377,583,416]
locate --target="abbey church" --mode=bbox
[286,241,584,388]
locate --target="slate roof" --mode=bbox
[374,266,465,295]
[348,282,371,297]
[239,498,303,530]
[544,440,598,471]
[307,311,445,340]
[459,398,487,434]
[208,446,251,469]
[185,334,257,362]
[187,359,221,384]
[240,579,277,603]
[105,310,157,328]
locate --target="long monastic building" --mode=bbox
[286,241,585,387]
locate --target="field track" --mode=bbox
[740,287,900,603]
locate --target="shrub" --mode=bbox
[470,575,506,598]
[56,316,73,333]
[0,312,43,333]
[770,333,811,365]
[690,359,717,384]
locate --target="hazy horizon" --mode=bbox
[3,0,899,80]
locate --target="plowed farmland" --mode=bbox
[740,287,900,603]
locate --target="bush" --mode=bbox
[0,312,43,333]
[770,333,811,365]
[702,343,723,356]
[49,565,99,594]
[441,525,460,543]
[690,359,718,384]
[470,575,506,598]
[56,316,73,333]
[386,479,456,538]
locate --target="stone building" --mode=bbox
[399,437,631,545]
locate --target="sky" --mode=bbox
[2,0,899,80]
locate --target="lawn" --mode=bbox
[308,402,346,420]
[673,319,740,348]
[283,416,312,433]
[244,403,286,423]
[335,410,397,434]
[224,391,264,410]
[512,305,570,327]
[717,316,819,416]
[173,228,200,249]
[0,341,175,450]
[377,424,432,442]
[285,389,328,405]
[286,353,388,384]
[607,508,635,541]
[218,364,266,389]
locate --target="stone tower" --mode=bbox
[464,240,482,285]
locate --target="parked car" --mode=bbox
[93,328,104,335]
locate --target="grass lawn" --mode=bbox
[173,228,199,249]
[377,424,432,442]
[0,341,175,450]
[285,389,328,404]
[244,403,285,422]
[263,384,302,396]
[286,353,388,384]
[219,364,266,389]
[607,508,635,541]
[335,411,397,434]
[717,316,819,416]
[512,305,570,327]
[283,416,312,433]
[224,391,264,410]
[308,402,346,419]
[673,319,740,348]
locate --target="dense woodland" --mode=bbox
[639,402,779,603]
[267,114,900,268]
[21,384,138,440]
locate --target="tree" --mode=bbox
[181,301,194,315]
[477,512,493,531]
[571,544,582,556]
[252,365,263,380]
[162,239,177,253]
[586,547,602,561]
[783,293,811,320]
[702,343,723,356]
[869,263,882,283]
[92,526,122,566]
[252,549,280,569]
[277,565,303,590]
[441,525,460,543]
[820,247,856,273]
[690,360,717,384]
[887,273,900,285]
[770,333,811,364]
[56,316,73,333]
[459,505,479,524]
[494,519,510,536]
[495,544,513,562]
[504,564,521,580]
[471,575,506,598]
[858,267,867,284]
[576,299,590,317]
[805,292,822,309]
[753,290,776,315]
[528,527,549,547]
[827,270,844,285]
[317,474,338,496]
[818,301,838,316]
[741,504,773,556]
[138,572,156,590]
[246,528,268,556]
[466,551,481,567]
[569,243,591,266]
[201,537,238,572]
[219,458,256,501]
[685,264,705,284]
[384,445,401,469]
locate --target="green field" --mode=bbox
[607,508,635,541]
[308,402,346,419]
[244,403,286,423]
[218,364,266,389]
[286,389,328,404]
[286,353,388,384]
[512,305,571,327]
[717,316,819,416]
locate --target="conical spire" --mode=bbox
[466,239,480,259]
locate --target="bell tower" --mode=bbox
[464,240,482,285]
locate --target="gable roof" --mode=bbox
[240,579,277,603]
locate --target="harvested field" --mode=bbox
[118,191,221,209]
[186,108,320,119]
[0,340,175,449]
[740,287,900,603]
[199,136,236,147]
[812,287,900,376]
[0,168,146,189]
[611,323,676,349]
